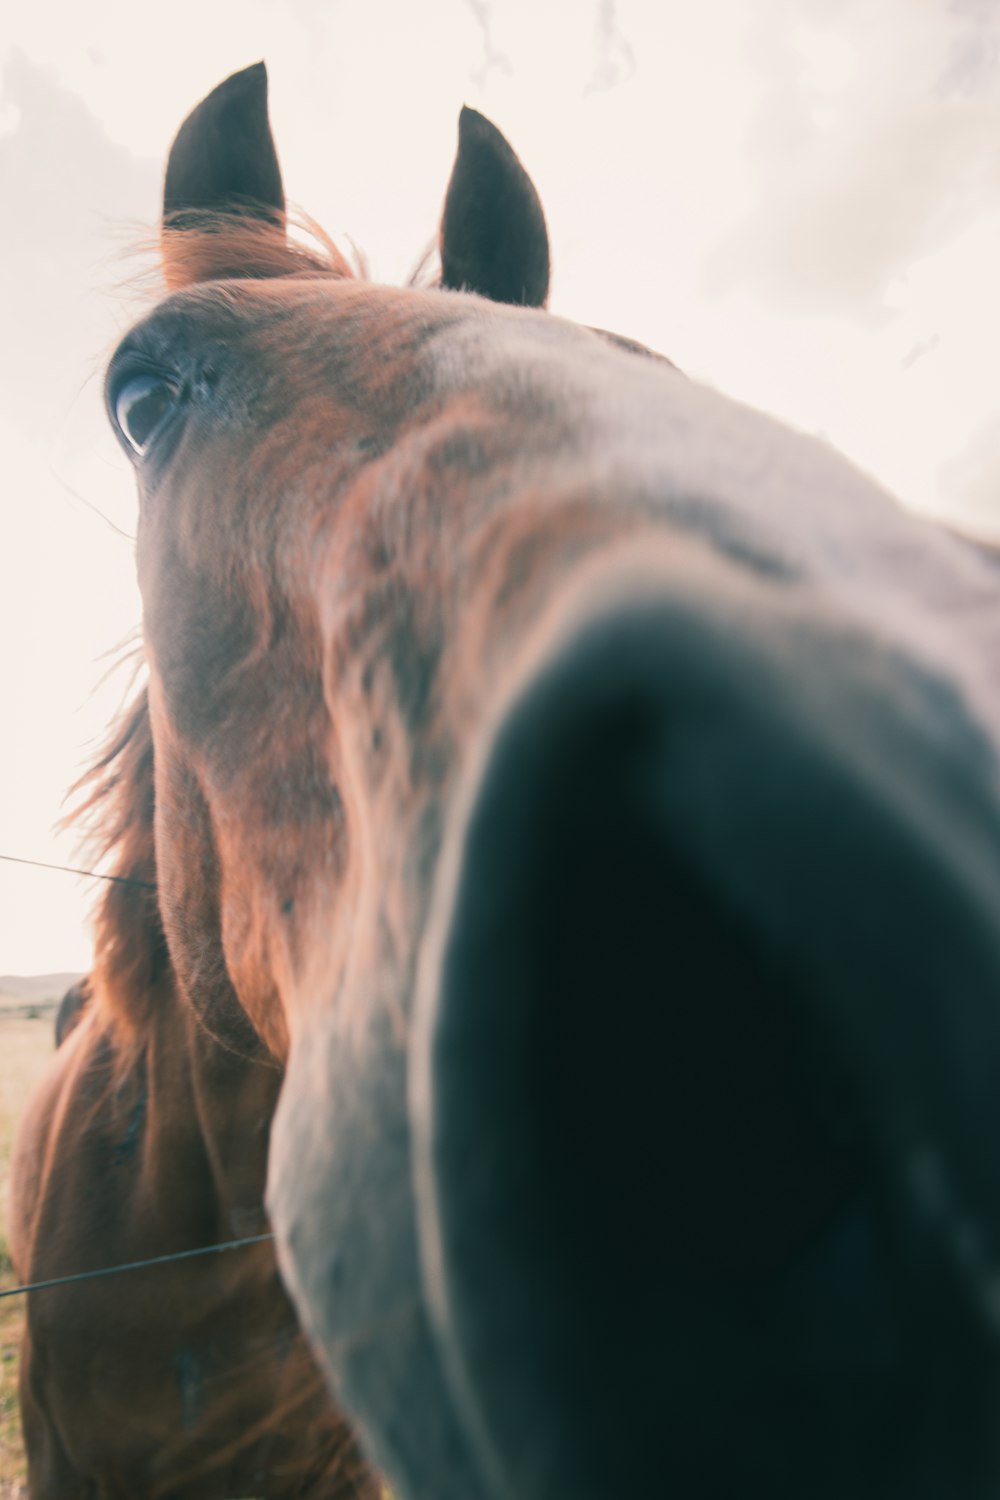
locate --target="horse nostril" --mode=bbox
[414,575,1000,1500]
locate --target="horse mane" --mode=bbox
[159,208,356,291]
[67,680,167,1042]
[138,207,440,298]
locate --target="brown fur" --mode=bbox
[13,652,380,1497]
[11,992,378,1498]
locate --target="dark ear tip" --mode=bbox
[215,60,269,104]
[458,105,499,142]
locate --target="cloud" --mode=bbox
[705,0,1000,318]
[0,50,157,441]
[0,53,146,970]
[938,0,1000,97]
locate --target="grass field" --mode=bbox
[0,1013,55,1497]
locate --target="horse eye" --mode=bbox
[113,373,180,457]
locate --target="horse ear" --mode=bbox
[163,62,285,269]
[439,107,550,308]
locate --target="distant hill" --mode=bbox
[0,972,85,1003]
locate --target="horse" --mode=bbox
[17,57,1000,1500]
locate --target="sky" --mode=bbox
[2,0,1000,974]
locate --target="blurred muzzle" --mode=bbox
[413,559,1000,1500]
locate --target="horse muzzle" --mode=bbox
[411,552,1000,1500]
[270,548,1000,1500]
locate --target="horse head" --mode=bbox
[108,62,1000,1500]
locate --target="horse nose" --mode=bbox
[413,557,1000,1500]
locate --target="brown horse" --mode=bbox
[18,58,1000,1500]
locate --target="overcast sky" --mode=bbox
[3,0,1000,974]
